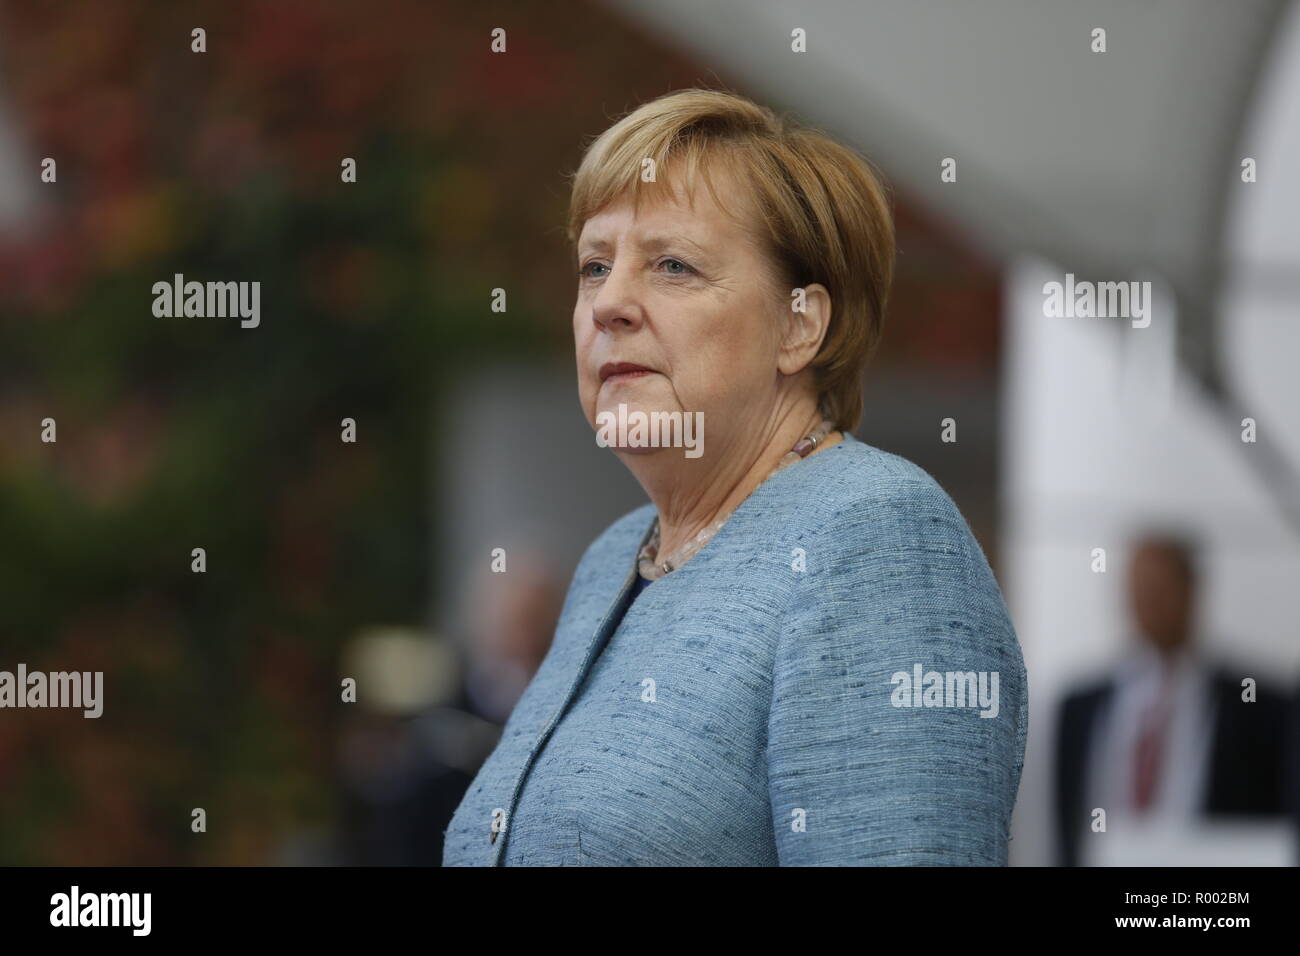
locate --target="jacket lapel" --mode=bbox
[488,516,653,864]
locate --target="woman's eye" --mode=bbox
[579,258,694,280]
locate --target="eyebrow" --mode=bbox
[578,233,714,258]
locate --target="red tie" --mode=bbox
[1132,665,1176,812]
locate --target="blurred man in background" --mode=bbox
[1054,533,1291,866]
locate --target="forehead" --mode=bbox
[577,163,756,252]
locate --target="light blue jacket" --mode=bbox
[443,433,1028,865]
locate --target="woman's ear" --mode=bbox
[777,282,832,376]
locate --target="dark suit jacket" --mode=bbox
[1054,662,1289,867]
[1288,687,1300,861]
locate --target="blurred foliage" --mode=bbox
[0,0,702,865]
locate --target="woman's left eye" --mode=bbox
[659,258,693,275]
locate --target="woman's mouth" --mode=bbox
[599,362,656,384]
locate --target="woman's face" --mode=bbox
[573,169,791,458]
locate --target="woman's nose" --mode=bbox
[591,267,646,333]
[592,309,643,333]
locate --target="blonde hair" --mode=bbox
[565,88,895,432]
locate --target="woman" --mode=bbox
[443,88,1028,866]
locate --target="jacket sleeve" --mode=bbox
[766,477,1028,865]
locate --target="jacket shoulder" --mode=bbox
[790,441,985,577]
[797,439,970,529]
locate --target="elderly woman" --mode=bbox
[443,88,1027,866]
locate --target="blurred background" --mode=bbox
[0,0,1296,865]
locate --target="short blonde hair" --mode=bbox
[566,88,895,432]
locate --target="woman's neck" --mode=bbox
[620,398,842,562]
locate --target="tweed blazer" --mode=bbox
[443,433,1028,865]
